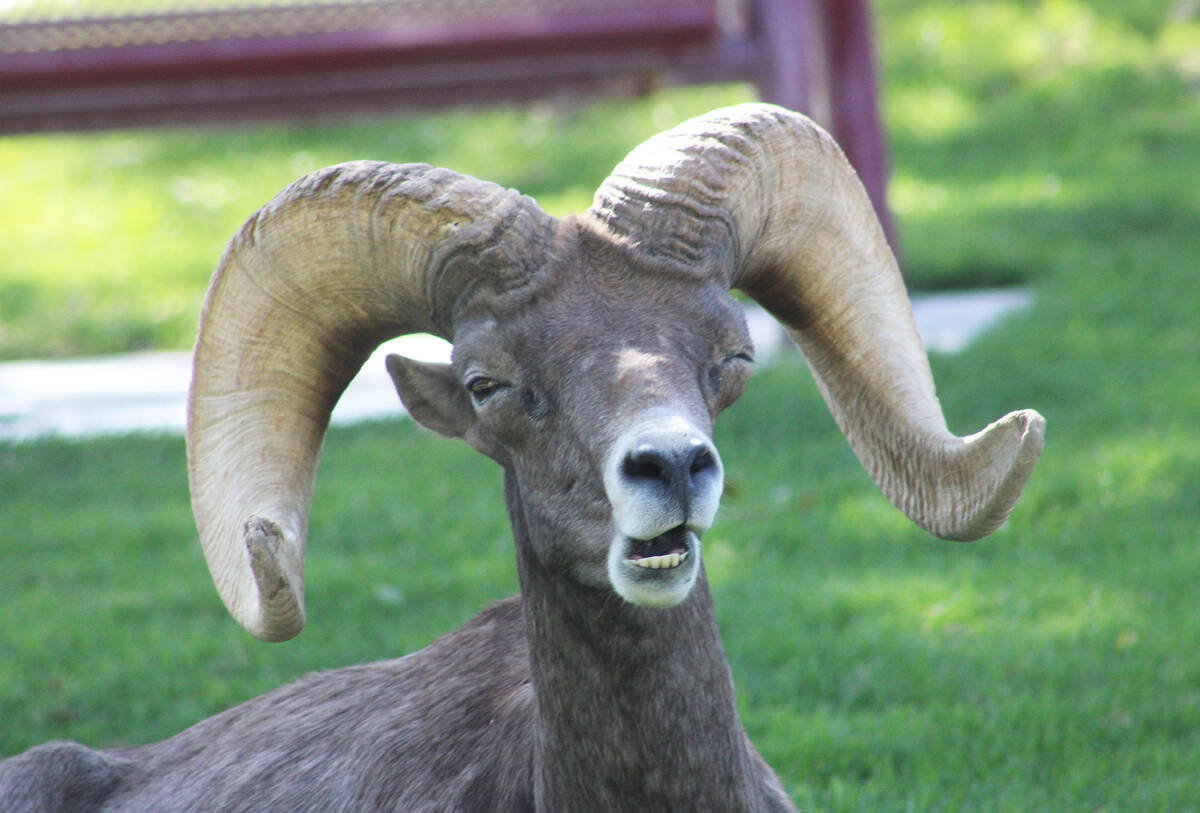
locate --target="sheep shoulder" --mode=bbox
[0,597,535,813]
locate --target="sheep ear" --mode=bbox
[385,354,475,439]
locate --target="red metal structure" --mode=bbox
[0,0,894,241]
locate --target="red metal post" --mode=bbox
[817,0,897,250]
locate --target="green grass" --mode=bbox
[3,0,1200,809]
[0,86,753,359]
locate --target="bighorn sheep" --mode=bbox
[0,104,1043,811]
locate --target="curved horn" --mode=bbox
[589,104,1043,541]
[188,161,554,641]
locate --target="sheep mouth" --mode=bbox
[609,526,701,607]
[625,526,693,570]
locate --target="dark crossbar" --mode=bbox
[0,0,895,242]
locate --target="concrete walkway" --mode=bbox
[0,289,1031,443]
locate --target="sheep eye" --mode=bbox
[708,350,754,392]
[707,348,756,411]
[466,376,503,405]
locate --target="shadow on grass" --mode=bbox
[709,343,1199,809]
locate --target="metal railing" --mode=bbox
[0,0,894,242]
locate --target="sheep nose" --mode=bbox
[605,415,724,539]
[621,438,720,502]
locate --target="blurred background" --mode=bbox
[1,1,1198,809]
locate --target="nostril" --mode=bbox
[622,447,670,483]
[689,446,717,477]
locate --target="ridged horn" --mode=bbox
[188,161,554,641]
[590,104,1044,541]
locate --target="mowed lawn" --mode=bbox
[2,0,1199,810]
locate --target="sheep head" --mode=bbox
[385,225,752,607]
[187,104,1044,641]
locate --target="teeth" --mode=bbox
[633,551,688,570]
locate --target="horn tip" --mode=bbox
[1013,408,1046,454]
[937,408,1046,543]
[242,515,306,642]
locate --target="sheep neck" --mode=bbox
[504,473,763,811]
